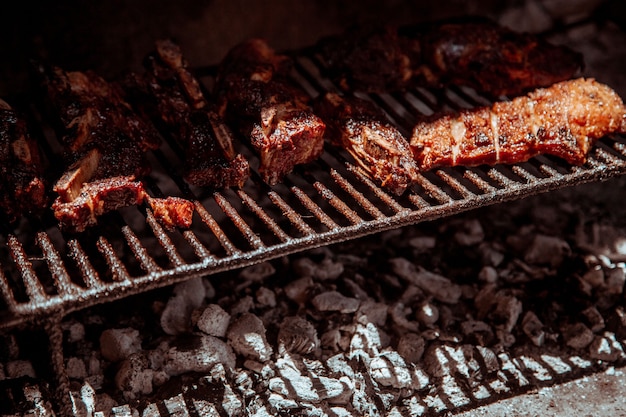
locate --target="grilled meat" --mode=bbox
[411,78,626,171]
[147,195,194,230]
[318,18,583,96]
[129,39,249,188]
[43,68,162,155]
[315,93,418,195]
[414,19,584,97]
[0,99,47,221]
[318,25,420,93]
[215,38,326,185]
[40,65,193,232]
[52,176,147,231]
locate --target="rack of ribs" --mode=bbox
[318,18,583,97]
[0,98,47,222]
[214,38,326,185]
[410,78,626,171]
[40,66,193,232]
[126,39,249,189]
[315,93,419,195]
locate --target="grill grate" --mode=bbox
[2,49,626,330]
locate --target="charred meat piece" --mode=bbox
[318,18,583,96]
[318,25,420,93]
[42,68,161,155]
[411,78,626,171]
[0,99,47,221]
[129,39,249,188]
[52,176,147,232]
[52,171,194,232]
[41,66,193,232]
[215,39,326,185]
[147,196,194,230]
[315,93,418,195]
[414,19,584,97]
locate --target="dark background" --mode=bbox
[1,0,624,97]
[0,0,530,96]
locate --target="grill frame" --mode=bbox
[2,49,626,332]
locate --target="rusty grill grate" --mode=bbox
[2,49,626,331]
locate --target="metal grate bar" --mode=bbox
[8,235,46,303]
[214,192,265,250]
[36,232,78,297]
[328,168,386,219]
[66,240,100,289]
[343,163,409,213]
[511,165,541,183]
[435,170,478,199]
[145,209,186,267]
[290,186,340,231]
[182,230,215,260]
[462,169,498,194]
[414,173,455,204]
[408,193,431,209]
[194,200,241,256]
[267,191,316,236]
[486,168,520,188]
[312,181,364,225]
[236,190,291,242]
[121,226,162,274]
[96,236,130,282]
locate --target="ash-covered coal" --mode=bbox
[26,176,622,416]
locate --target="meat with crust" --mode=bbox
[317,25,419,93]
[0,98,47,221]
[414,19,584,97]
[318,18,583,97]
[40,65,193,232]
[410,78,626,171]
[315,93,418,195]
[52,176,147,231]
[147,196,194,230]
[215,38,326,185]
[128,39,249,189]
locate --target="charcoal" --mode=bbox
[5,360,36,378]
[163,334,236,375]
[397,333,426,364]
[99,328,142,363]
[562,323,595,349]
[415,301,439,327]
[582,306,606,332]
[256,287,277,308]
[277,316,319,355]
[66,357,88,380]
[227,313,273,362]
[521,311,545,347]
[311,291,360,314]
[196,304,231,338]
[588,333,626,362]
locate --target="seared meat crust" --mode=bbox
[0,99,47,221]
[315,93,419,195]
[129,39,249,189]
[215,39,325,185]
[411,78,626,171]
[318,18,583,97]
